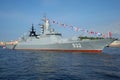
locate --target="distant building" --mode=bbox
[0,42,5,46]
[109,40,120,47]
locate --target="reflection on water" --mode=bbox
[0,47,120,80]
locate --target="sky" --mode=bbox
[0,0,120,41]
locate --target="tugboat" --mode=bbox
[5,17,115,53]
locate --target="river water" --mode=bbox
[0,47,120,80]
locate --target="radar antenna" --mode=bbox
[29,24,37,37]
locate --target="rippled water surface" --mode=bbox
[0,47,120,80]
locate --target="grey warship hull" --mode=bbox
[6,38,115,53]
[5,17,115,53]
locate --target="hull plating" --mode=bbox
[6,38,114,53]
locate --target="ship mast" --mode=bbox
[39,16,62,36]
[41,16,51,34]
[29,24,37,37]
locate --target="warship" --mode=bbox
[5,17,115,53]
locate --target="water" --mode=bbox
[0,47,120,80]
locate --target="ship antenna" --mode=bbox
[43,13,47,19]
[29,24,37,37]
[32,24,34,32]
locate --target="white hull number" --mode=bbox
[72,43,81,48]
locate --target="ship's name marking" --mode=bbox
[72,43,81,48]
